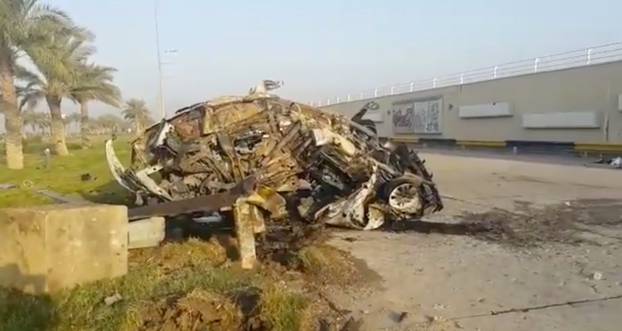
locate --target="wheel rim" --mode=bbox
[388,182,421,213]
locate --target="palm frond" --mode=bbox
[17,84,44,110]
[13,62,41,83]
[71,63,121,107]
[122,98,149,120]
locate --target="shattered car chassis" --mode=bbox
[107,83,442,267]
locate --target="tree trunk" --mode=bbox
[135,121,142,137]
[0,50,23,169]
[79,101,90,149]
[46,96,69,156]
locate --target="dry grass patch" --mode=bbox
[130,238,228,270]
[298,244,360,285]
[260,284,308,331]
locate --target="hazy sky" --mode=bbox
[20,0,622,118]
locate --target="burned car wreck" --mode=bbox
[106,82,442,266]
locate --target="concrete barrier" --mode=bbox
[0,204,128,294]
[128,217,165,249]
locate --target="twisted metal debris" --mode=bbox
[107,81,442,267]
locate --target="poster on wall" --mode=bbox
[392,98,442,134]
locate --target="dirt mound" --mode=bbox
[457,199,622,247]
[129,238,228,270]
[256,221,327,267]
[136,289,242,331]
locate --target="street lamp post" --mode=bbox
[153,0,165,119]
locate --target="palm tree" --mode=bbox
[37,112,50,135]
[71,63,120,148]
[94,113,125,135]
[22,33,93,155]
[122,98,153,135]
[22,109,37,134]
[21,109,50,135]
[22,109,40,134]
[0,0,75,168]
[64,112,80,134]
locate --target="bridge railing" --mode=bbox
[312,42,622,107]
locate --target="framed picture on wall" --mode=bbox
[392,97,442,134]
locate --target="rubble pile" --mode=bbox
[106,81,442,266]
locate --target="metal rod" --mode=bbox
[128,177,256,220]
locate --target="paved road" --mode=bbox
[329,153,622,331]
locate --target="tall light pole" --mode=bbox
[153,0,165,119]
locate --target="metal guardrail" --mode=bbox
[313,42,622,107]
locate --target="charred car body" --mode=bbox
[106,82,442,234]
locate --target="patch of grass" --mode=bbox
[0,288,56,331]
[0,238,318,331]
[0,137,132,208]
[130,238,229,270]
[52,265,161,331]
[298,244,359,285]
[0,261,261,331]
[260,285,308,331]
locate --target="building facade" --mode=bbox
[320,61,622,151]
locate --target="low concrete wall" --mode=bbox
[321,61,622,145]
[0,204,128,294]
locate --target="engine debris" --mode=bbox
[107,81,442,267]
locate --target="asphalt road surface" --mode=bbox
[328,152,622,331]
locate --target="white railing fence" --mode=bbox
[312,42,622,107]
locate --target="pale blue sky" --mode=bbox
[43,0,622,116]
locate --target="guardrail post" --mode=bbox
[493,66,498,79]
[534,58,540,72]
[409,82,415,92]
[460,73,464,84]
[432,78,437,88]
[586,48,592,65]
[374,88,378,97]
[347,94,351,101]
[336,97,340,103]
